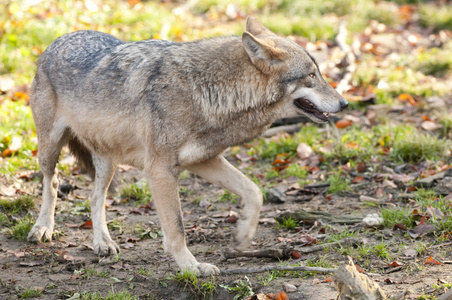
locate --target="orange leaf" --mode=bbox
[290,251,302,259]
[345,142,359,149]
[398,93,417,106]
[355,264,364,273]
[357,162,367,173]
[79,220,93,229]
[422,115,432,122]
[335,119,353,129]
[323,277,334,283]
[352,176,365,184]
[387,261,403,267]
[2,149,13,157]
[407,186,417,192]
[425,256,441,265]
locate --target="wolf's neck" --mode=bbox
[190,37,282,119]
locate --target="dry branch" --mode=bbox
[220,265,337,275]
[223,237,361,261]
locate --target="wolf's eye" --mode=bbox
[309,73,316,78]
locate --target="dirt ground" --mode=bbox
[1,151,452,300]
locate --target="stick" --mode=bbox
[223,248,291,260]
[223,238,361,261]
[220,265,337,275]
[297,238,361,254]
[303,183,331,189]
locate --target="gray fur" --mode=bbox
[28,17,347,276]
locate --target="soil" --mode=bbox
[1,152,452,300]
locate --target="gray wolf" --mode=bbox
[28,17,347,276]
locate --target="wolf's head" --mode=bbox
[242,17,348,123]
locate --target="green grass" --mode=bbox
[0,100,38,174]
[276,216,298,230]
[220,276,254,300]
[120,180,152,204]
[373,241,391,260]
[9,213,34,240]
[18,287,43,299]
[216,190,238,204]
[327,171,351,194]
[0,195,35,214]
[171,270,217,299]
[390,131,449,163]
[76,290,139,300]
[419,4,452,32]
[381,207,413,229]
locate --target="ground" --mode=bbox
[1,0,452,299]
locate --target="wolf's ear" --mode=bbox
[246,17,275,36]
[242,32,288,74]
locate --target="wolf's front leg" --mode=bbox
[147,162,219,276]
[188,155,263,251]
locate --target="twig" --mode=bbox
[303,183,331,189]
[296,237,361,254]
[223,238,361,261]
[431,241,452,248]
[220,265,337,275]
[223,248,291,260]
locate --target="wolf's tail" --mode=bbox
[68,136,95,180]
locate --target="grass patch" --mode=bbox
[120,180,152,204]
[76,289,139,300]
[327,171,351,194]
[216,190,238,204]
[276,216,298,230]
[0,195,35,214]
[9,213,34,240]
[381,207,413,229]
[220,276,254,300]
[171,270,217,300]
[390,131,449,163]
[18,287,43,299]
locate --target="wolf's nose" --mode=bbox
[340,98,349,110]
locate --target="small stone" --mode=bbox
[361,213,384,228]
[414,171,446,188]
[282,282,297,293]
[266,188,286,204]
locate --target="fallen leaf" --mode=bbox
[335,119,353,129]
[290,251,302,259]
[393,223,407,231]
[323,277,334,283]
[352,176,365,184]
[19,261,44,267]
[421,121,441,131]
[354,264,364,273]
[357,162,367,173]
[79,220,93,229]
[425,256,441,265]
[387,261,403,267]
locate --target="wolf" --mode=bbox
[28,17,347,276]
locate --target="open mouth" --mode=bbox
[294,98,329,122]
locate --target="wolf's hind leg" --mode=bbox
[146,162,219,276]
[28,121,68,243]
[90,154,119,256]
[187,155,263,251]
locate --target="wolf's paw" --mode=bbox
[182,263,220,277]
[27,223,54,242]
[232,220,255,251]
[94,238,120,256]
